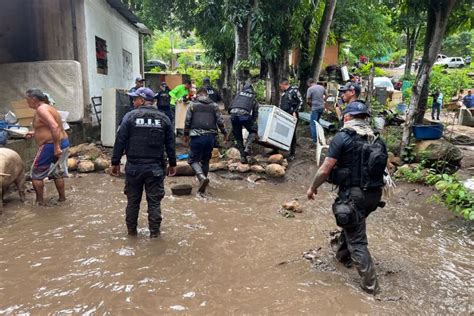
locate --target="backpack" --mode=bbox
[352,131,388,189]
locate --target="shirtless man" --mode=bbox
[25,89,70,205]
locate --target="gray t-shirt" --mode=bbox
[307,84,326,111]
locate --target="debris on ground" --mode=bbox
[282,199,303,213]
[68,143,111,173]
[266,164,286,178]
[302,247,322,262]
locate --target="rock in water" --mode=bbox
[77,160,95,173]
[268,154,284,164]
[210,148,221,163]
[93,158,110,171]
[250,165,265,173]
[226,148,241,160]
[282,200,302,213]
[209,161,228,172]
[67,158,78,171]
[69,143,102,159]
[237,163,250,173]
[253,155,267,164]
[265,164,286,178]
[173,161,195,176]
[228,162,239,172]
[414,139,463,164]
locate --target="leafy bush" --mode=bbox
[433,174,474,221]
[396,164,474,221]
[355,63,388,77]
[381,126,402,155]
[253,79,266,103]
[389,49,406,64]
[395,164,428,183]
[178,67,221,87]
[430,66,474,102]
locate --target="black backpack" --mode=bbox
[350,130,388,189]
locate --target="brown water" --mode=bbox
[0,173,472,314]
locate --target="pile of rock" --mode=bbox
[206,148,289,178]
[67,143,111,173]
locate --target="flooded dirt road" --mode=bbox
[0,172,472,314]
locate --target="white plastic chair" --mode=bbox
[315,121,329,166]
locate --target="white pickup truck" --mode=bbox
[434,57,465,68]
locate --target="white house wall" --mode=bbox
[84,0,140,101]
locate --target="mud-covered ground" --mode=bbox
[0,148,472,314]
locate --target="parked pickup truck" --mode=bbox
[434,57,465,68]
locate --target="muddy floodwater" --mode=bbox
[0,173,472,314]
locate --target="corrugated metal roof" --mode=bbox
[105,0,150,34]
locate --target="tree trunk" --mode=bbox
[219,57,234,110]
[404,25,421,78]
[234,0,258,91]
[310,0,337,80]
[366,64,375,108]
[259,59,268,80]
[400,0,457,152]
[297,8,314,94]
[414,78,429,123]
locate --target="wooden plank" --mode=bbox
[10,100,30,109]
[12,108,35,119]
[18,118,33,126]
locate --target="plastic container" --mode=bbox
[412,123,444,140]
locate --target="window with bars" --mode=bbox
[95,36,108,75]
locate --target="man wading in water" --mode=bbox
[306,82,388,294]
[25,89,70,205]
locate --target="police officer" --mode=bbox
[279,78,303,161]
[184,88,228,194]
[111,87,177,238]
[228,83,259,164]
[306,82,387,295]
[202,77,221,103]
[128,76,145,110]
[154,82,173,123]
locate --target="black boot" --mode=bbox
[243,133,256,160]
[191,162,209,193]
[202,162,210,177]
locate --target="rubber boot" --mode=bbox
[191,162,209,193]
[244,133,256,158]
[202,162,210,177]
[236,141,247,164]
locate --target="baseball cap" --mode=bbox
[342,100,370,116]
[135,76,145,82]
[128,87,155,101]
[339,82,361,95]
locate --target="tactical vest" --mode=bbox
[328,129,387,190]
[190,101,217,130]
[156,91,171,107]
[127,108,166,161]
[229,91,254,113]
[280,87,297,113]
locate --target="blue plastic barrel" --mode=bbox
[412,123,444,140]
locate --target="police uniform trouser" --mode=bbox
[125,163,165,234]
[290,119,298,156]
[188,134,216,176]
[158,105,174,126]
[230,114,257,155]
[334,187,382,293]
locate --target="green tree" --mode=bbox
[401,0,458,151]
[332,0,397,60]
[387,0,427,77]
